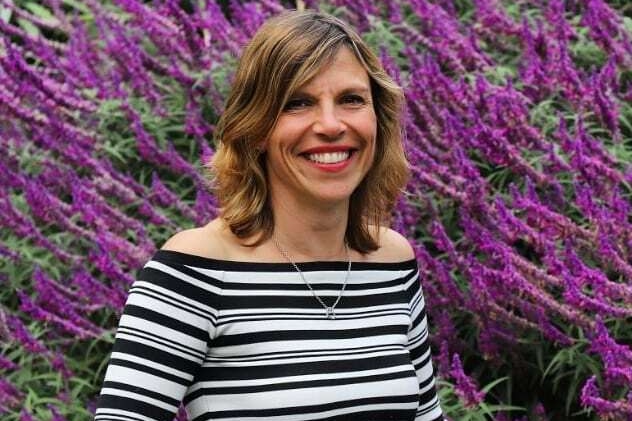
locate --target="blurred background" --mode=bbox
[0,0,631,419]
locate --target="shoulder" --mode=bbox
[365,226,415,262]
[159,218,229,260]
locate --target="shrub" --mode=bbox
[0,0,630,419]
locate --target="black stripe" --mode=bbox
[96,395,173,420]
[419,388,439,408]
[95,410,146,421]
[218,276,407,291]
[409,338,431,364]
[101,381,180,407]
[138,265,222,303]
[196,353,412,381]
[204,344,406,363]
[196,394,419,419]
[153,249,417,272]
[319,409,417,420]
[418,399,442,416]
[216,308,409,323]
[117,325,205,357]
[186,368,416,401]
[122,305,208,342]
[130,286,216,322]
[112,339,202,374]
[217,292,410,310]
[211,324,409,347]
[107,358,189,386]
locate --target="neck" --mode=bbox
[269,193,350,261]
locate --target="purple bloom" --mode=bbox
[449,353,486,407]
[0,355,18,371]
[19,409,34,421]
[581,375,632,419]
[0,379,22,412]
[50,353,74,381]
[6,315,47,354]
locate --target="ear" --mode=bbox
[256,139,267,153]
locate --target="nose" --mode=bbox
[313,104,346,139]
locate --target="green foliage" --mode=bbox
[438,377,525,420]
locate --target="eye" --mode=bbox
[283,98,312,111]
[341,94,367,105]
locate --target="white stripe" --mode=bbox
[189,376,420,411]
[145,260,223,294]
[219,303,407,318]
[204,348,410,368]
[205,343,404,362]
[218,314,410,335]
[220,284,405,296]
[95,408,158,421]
[114,332,204,361]
[219,269,412,284]
[110,351,192,380]
[211,335,409,356]
[118,313,206,352]
[189,362,415,390]
[99,387,178,412]
[196,402,419,421]
[130,281,217,319]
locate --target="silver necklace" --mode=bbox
[273,236,351,320]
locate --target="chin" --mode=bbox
[310,189,357,206]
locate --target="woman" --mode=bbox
[96,10,444,421]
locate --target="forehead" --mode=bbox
[293,47,371,94]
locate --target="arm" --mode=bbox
[405,267,444,421]
[95,234,219,420]
[382,228,444,421]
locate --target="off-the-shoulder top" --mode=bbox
[95,249,444,421]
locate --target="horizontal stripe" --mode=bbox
[187,368,416,399]
[96,251,443,421]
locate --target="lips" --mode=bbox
[299,146,356,173]
[305,150,351,164]
[300,145,357,163]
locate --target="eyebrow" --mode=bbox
[290,86,371,97]
[339,87,371,95]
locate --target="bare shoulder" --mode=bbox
[367,226,415,262]
[160,218,229,260]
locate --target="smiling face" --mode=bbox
[264,46,377,210]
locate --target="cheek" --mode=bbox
[366,109,377,137]
[353,110,377,140]
[366,116,378,150]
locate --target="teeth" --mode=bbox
[306,151,350,164]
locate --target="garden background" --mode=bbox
[0,0,631,420]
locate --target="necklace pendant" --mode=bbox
[325,307,335,320]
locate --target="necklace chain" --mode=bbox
[272,236,351,320]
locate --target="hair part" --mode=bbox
[207,10,409,254]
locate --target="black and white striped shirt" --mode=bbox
[96,250,444,421]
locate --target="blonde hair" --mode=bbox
[208,10,409,253]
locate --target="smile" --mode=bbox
[306,151,351,164]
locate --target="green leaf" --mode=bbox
[480,376,509,393]
[60,0,90,14]
[17,17,40,36]
[23,2,55,20]
[0,3,12,23]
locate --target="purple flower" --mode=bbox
[19,409,34,421]
[581,375,632,418]
[449,353,486,407]
[0,379,22,412]
[6,314,47,354]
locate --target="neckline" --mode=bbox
[152,249,417,272]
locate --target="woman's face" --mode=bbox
[263,46,377,209]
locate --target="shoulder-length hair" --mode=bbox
[207,10,409,253]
